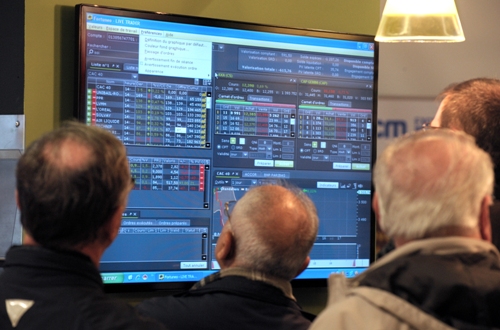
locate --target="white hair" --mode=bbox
[229,182,319,280]
[374,129,494,240]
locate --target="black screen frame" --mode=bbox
[75,3,378,293]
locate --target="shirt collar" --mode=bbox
[219,267,296,301]
[190,267,296,300]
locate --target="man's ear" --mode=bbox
[101,205,125,248]
[15,190,19,208]
[372,192,381,227]
[215,228,235,269]
[479,195,492,242]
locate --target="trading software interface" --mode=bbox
[79,8,376,284]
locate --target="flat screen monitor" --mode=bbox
[75,4,378,290]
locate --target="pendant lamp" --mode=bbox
[375,0,465,42]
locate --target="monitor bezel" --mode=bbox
[75,3,378,293]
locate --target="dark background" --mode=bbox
[0,1,24,115]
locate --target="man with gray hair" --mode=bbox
[310,129,500,330]
[136,183,319,330]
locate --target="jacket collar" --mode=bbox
[4,245,103,287]
[358,237,499,284]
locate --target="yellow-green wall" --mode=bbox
[25,0,379,314]
[25,0,379,144]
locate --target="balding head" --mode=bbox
[217,184,318,281]
[16,121,132,250]
[374,129,494,242]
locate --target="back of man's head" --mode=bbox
[438,78,500,197]
[228,183,318,281]
[374,129,494,241]
[16,121,131,250]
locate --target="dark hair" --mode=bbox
[439,78,500,198]
[16,121,131,249]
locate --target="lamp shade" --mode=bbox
[375,0,465,42]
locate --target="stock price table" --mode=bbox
[298,108,371,141]
[87,79,211,148]
[129,156,208,192]
[215,100,295,138]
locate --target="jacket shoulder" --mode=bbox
[311,286,454,330]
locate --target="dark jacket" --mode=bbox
[490,200,500,250]
[0,245,164,330]
[136,273,314,330]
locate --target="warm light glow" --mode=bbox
[375,0,465,43]
[382,0,458,15]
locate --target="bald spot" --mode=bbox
[389,139,454,198]
[232,185,310,253]
[43,139,94,170]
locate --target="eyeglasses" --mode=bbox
[421,122,440,131]
[224,200,237,219]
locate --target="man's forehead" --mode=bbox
[430,96,449,128]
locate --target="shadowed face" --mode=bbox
[430,96,448,128]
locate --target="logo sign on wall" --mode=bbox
[376,97,438,155]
